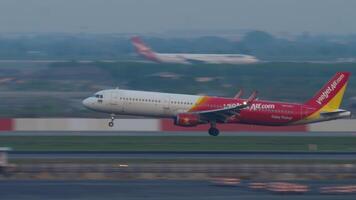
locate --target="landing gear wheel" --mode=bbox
[108,121,114,127]
[108,114,115,127]
[208,127,220,136]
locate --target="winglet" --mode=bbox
[234,89,244,99]
[244,91,258,105]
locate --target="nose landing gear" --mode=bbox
[108,114,115,127]
[208,121,220,136]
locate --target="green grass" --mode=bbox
[1,136,356,152]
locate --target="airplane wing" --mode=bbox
[193,91,258,123]
[194,104,247,122]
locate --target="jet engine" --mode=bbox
[174,113,201,127]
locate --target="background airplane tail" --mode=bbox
[304,72,350,112]
[131,36,159,62]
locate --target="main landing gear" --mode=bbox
[208,121,220,136]
[108,114,115,127]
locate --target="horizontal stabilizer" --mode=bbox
[320,109,351,119]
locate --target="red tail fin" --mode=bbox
[131,36,159,62]
[305,72,350,111]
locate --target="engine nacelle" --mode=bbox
[174,113,201,127]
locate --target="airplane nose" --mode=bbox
[82,97,92,108]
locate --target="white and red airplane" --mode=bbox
[83,72,351,136]
[131,36,259,64]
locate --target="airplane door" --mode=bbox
[162,96,171,115]
[110,90,124,113]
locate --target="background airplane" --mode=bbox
[131,36,259,64]
[83,72,351,136]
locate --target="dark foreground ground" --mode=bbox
[0,180,356,200]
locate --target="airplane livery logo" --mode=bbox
[249,103,275,111]
[316,74,344,105]
[223,103,275,110]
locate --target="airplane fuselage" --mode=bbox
[131,36,259,65]
[83,89,349,126]
[155,53,259,64]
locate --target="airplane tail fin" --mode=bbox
[304,72,350,112]
[131,36,159,62]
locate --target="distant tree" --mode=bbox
[243,31,275,45]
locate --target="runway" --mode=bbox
[9,151,356,160]
[0,180,356,200]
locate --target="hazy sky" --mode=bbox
[0,0,355,34]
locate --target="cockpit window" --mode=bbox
[94,94,103,98]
